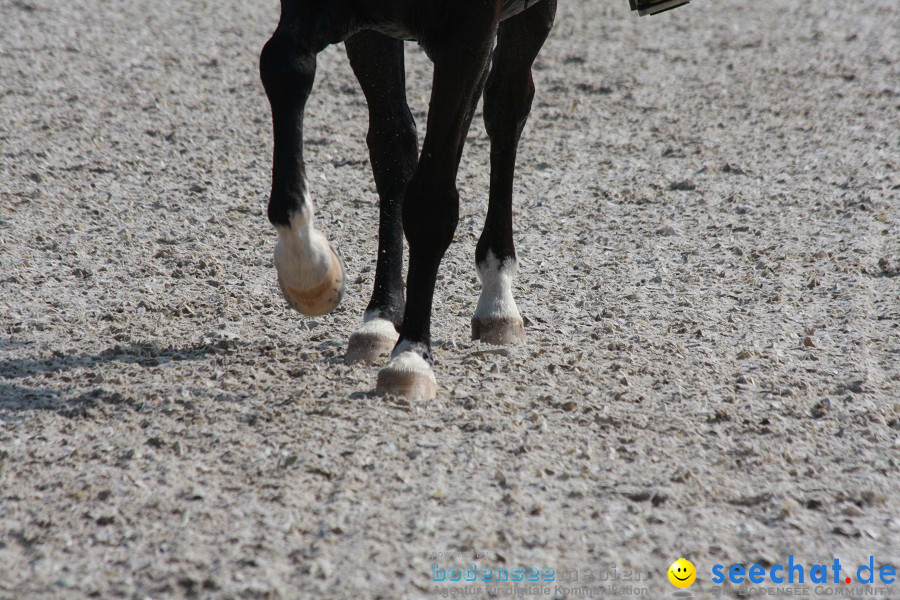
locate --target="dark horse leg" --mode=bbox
[375,9,499,399]
[259,5,349,318]
[343,32,418,365]
[472,0,557,345]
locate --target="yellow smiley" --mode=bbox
[668,558,697,588]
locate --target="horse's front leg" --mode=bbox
[343,32,418,365]
[260,7,347,317]
[375,15,499,400]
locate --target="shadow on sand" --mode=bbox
[0,340,234,416]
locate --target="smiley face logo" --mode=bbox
[667,558,696,588]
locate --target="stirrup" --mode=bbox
[629,0,690,16]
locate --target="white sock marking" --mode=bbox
[474,250,522,321]
[355,314,399,340]
[273,191,334,290]
[384,341,435,378]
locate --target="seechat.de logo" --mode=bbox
[710,556,896,586]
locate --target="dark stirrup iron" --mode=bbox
[630,0,690,16]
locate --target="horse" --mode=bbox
[258,0,679,399]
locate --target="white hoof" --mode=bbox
[276,245,344,316]
[376,347,437,400]
[471,315,525,345]
[274,212,345,317]
[345,317,399,365]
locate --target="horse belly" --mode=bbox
[355,0,540,43]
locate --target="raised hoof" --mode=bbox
[345,319,399,365]
[471,315,525,345]
[376,352,437,400]
[277,247,345,317]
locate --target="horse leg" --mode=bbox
[343,32,418,365]
[472,0,557,345]
[376,14,499,399]
[259,5,348,317]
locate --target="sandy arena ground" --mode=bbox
[1,0,898,598]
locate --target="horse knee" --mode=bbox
[366,116,418,201]
[259,32,317,103]
[484,71,535,142]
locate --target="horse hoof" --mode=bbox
[345,318,399,365]
[276,246,345,317]
[376,351,437,400]
[471,315,525,345]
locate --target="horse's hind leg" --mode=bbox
[343,32,418,365]
[472,0,557,344]
[259,6,347,317]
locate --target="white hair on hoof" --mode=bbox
[471,250,525,345]
[376,341,437,400]
[274,198,345,317]
[345,312,399,365]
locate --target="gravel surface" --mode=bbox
[1,0,898,598]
